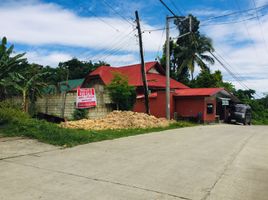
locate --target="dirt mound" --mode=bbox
[61,111,170,130]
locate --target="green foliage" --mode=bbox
[234,89,256,101]
[106,73,136,111]
[161,15,215,83]
[0,102,29,125]
[189,70,235,92]
[3,70,49,112]
[0,107,195,147]
[72,108,89,120]
[0,37,27,99]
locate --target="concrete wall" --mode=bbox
[35,92,77,119]
[34,78,114,120]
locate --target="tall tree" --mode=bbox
[58,58,109,80]
[175,15,215,80]
[162,15,215,82]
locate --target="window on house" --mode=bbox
[207,104,214,114]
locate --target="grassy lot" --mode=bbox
[0,107,194,147]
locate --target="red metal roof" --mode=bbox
[174,88,224,97]
[87,61,189,89]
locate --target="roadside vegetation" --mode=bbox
[0,103,194,147]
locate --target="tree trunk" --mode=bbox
[22,90,27,112]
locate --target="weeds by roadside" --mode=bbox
[0,107,195,147]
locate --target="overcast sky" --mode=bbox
[1,0,268,97]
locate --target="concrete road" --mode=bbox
[0,125,268,200]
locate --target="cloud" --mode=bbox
[0,1,163,52]
[25,51,73,66]
[189,8,231,18]
[24,49,139,67]
[200,13,268,95]
[255,0,268,6]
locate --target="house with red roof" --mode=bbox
[82,61,239,122]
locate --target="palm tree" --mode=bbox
[166,15,215,81]
[177,34,215,80]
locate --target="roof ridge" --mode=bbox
[113,61,158,69]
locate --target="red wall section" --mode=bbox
[175,97,205,119]
[174,96,216,122]
[133,91,175,119]
[133,92,217,122]
[203,97,216,122]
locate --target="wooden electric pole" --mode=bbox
[135,10,150,114]
[166,16,170,120]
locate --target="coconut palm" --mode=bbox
[177,34,215,80]
[165,15,215,81]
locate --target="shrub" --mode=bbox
[106,73,136,110]
[0,102,28,125]
[0,99,21,110]
[72,108,88,120]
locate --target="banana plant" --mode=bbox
[3,71,49,112]
[0,37,27,99]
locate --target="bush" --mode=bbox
[72,108,88,120]
[0,102,28,125]
[0,100,21,110]
[106,73,136,110]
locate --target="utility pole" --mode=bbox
[165,15,192,120]
[166,16,170,120]
[135,10,150,114]
[160,0,193,120]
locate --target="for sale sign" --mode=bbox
[76,88,97,109]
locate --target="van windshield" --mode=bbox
[235,106,246,112]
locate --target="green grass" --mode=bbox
[0,107,195,147]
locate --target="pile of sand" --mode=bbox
[61,111,170,130]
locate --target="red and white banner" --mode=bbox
[76,88,97,109]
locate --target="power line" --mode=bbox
[90,29,136,62]
[159,0,177,17]
[210,51,249,89]
[203,3,268,22]
[87,10,120,32]
[98,31,136,62]
[143,25,176,33]
[168,0,184,15]
[157,0,263,97]
[142,12,268,32]
[100,0,135,26]
[156,25,166,59]
[251,0,268,53]
[201,12,267,26]
[211,50,263,98]
[232,0,260,63]
[190,33,260,97]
